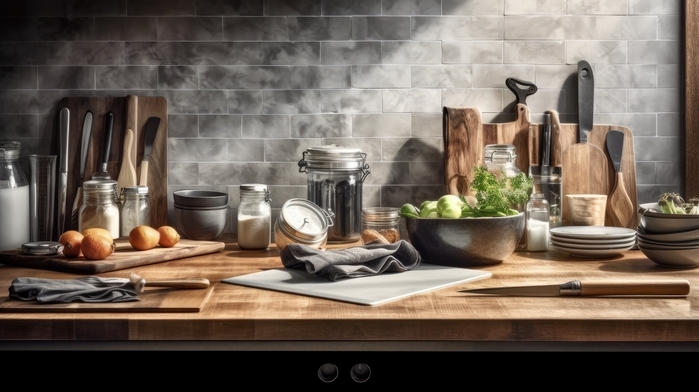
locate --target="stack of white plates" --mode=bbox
[636,227,699,268]
[550,226,637,258]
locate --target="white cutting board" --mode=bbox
[222,264,491,306]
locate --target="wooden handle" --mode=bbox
[139,159,149,186]
[146,278,210,290]
[581,280,690,296]
[116,129,138,194]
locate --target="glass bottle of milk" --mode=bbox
[526,193,550,252]
[237,184,271,250]
[0,141,30,251]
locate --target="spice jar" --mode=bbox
[274,198,333,251]
[79,180,120,239]
[237,184,271,250]
[298,144,370,243]
[0,141,29,251]
[526,193,550,252]
[361,207,402,244]
[120,186,150,237]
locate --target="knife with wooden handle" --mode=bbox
[116,128,138,197]
[461,280,690,297]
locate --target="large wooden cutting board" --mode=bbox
[0,285,214,313]
[56,95,168,233]
[0,239,225,274]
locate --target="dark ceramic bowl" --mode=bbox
[173,190,228,208]
[405,213,525,267]
[174,205,227,241]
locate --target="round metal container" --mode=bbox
[275,198,333,250]
[298,145,370,243]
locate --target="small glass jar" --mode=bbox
[526,193,550,252]
[237,184,271,250]
[361,207,402,244]
[484,144,521,180]
[79,179,120,239]
[0,141,30,251]
[120,186,150,237]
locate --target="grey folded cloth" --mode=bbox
[9,276,139,303]
[280,240,422,281]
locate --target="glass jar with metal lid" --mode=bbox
[361,207,403,244]
[79,179,120,239]
[120,186,150,237]
[298,144,370,243]
[0,141,29,251]
[274,198,334,251]
[484,144,521,180]
[237,183,271,250]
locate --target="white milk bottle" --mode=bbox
[0,141,30,251]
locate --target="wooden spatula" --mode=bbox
[561,61,610,225]
[605,130,635,228]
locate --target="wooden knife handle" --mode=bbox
[117,129,138,195]
[139,160,149,187]
[581,280,690,296]
[145,278,210,290]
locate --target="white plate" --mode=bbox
[550,226,637,240]
[551,237,637,250]
[551,243,634,258]
[549,234,636,246]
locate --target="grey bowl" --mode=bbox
[405,212,525,267]
[174,205,227,241]
[173,190,228,208]
[638,203,699,234]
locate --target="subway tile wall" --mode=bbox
[0,0,683,233]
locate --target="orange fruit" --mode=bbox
[58,230,83,258]
[157,226,180,248]
[129,225,160,251]
[81,227,113,243]
[81,234,115,260]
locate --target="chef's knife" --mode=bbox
[116,128,138,198]
[139,117,160,187]
[57,107,69,236]
[605,130,635,228]
[93,111,114,180]
[460,280,690,297]
[71,110,93,229]
[539,113,552,201]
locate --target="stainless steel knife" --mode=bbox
[460,280,690,297]
[139,117,160,187]
[71,110,93,229]
[57,107,69,236]
[93,111,114,180]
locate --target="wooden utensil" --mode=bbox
[116,128,137,196]
[605,130,636,228]
[129,272,210,293]
[561,61,610,224]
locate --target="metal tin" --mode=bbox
[21,241,63,255]
[274,198,333,250]
[298,144,370,243]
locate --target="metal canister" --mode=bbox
[298,145,370,243]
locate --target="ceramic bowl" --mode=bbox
[173,190,229,208]
[404,212,525,267]
[638,246,699,268]
[638,203,699,234]
[174,204,227,240]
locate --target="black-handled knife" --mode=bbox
[139,116,160,187]
[92,111,114,180]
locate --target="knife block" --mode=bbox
[443,106,637,228]
[55,95,168,234]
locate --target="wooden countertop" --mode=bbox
[1,234,698,350]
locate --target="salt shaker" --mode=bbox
[526,193,550,251]
[120,186,150,237]
[237,184,271,250]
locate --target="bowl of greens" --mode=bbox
[638,193,699,234]
[400,166,529,267]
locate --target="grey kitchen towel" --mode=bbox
[280,240,422,281]
[9,276,139,303]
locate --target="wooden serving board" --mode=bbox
[0,239,225,274]
[443,106,637,228]
[0,285,214,313]
[56,95,168,233]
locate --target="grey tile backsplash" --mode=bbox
[0,0,683,233]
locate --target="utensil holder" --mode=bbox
[29,154,57,241]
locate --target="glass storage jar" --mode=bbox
[237,184,271,250]
[79,179,120,239]
[526,193,550,252]
[274,198,333,251]
[361,207,402,244]
[298,145,370,243]
[0,141,29,251]
[120,186,150,237]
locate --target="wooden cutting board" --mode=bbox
[0,239,225,274]
[56,95,168,234]
[443,106,638,228]
[0,285,214,313]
